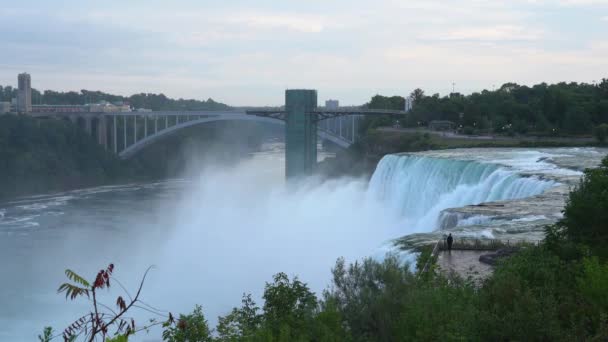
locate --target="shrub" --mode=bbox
[559,156,608,258]
[162,305,212,342]
[594,124,608,144]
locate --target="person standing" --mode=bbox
[447,233,453,251]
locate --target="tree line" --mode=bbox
[0,114,129,199]
[0,114,269,199]
[366,79,608,136]
[0,86,230,111]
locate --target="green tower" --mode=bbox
[285,89,318,179]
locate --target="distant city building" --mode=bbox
[31,102,132,113]
[17,73,32,113]
[0,102,11,114]
[404,97,414,112]
[325,99,339,109]
[88,101,131,113]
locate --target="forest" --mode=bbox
[0,86,229,111]
[366,79,608,136]
[0,114,268,199]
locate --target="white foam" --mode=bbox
[368,155,556,232]
[512,215,548,223]
[458,228,496,239]
[457,215,494,227]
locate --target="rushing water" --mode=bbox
[0,145,601,340]
[368,154,556,233]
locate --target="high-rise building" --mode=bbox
[404,96,413,112]
[0,102,11,114]
[17,73,32,113]
[325,99,339,109]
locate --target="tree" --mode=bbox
[162,305,212,342]
[216,294,261,341]
[410,88,425,104]
[594,124,608,143]
[557,156,608,258]
[57,264,172,342]
[262,272,318,338]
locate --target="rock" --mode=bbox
[479,248,519,266]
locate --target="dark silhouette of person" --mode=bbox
[447,233,453,251]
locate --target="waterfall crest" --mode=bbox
[368,154,556,232]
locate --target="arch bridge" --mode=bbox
[35,90,406,179]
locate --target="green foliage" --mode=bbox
[578,257,608,311]
[38,327,53,342]
[58,269,91,300]
[476,247,568,340]
[558,156,608,257]
[0,84,230,111]
[594,123,608,143]
[56,264,164,342]
[372,80,608,136]
[0,114,130,199]
[106,335,129,342]
[163,305,212,342]
[216,294,261,341]
[0,115,262,199]
[261,272,318,339]
[367,95,404,111]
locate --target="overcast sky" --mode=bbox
[1,0,607,106]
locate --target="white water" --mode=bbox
[368,154,557,232]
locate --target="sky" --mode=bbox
[0,0,607,106]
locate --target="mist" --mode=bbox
[139,148,404,328]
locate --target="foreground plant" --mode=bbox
[57,263,173,341]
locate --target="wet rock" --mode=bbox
[479,248,519,266]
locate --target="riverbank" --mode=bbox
[0,115,266,200]
[0,114,136,200]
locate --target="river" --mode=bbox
[0,144,605,340]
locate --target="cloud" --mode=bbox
[602,15,608,21]
[435,25,544,42]
[228,13,327,33]
[1,0,607,105]
[524,0,608,5]
[557,0,608,5]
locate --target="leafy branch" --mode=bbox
[56,263,174,341]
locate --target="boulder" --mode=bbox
[479,248,519,266]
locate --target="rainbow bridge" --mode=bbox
[33,90,405,179]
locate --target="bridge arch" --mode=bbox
[118,114,351,159]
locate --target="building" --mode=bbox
[325,99,339,109]
[0,102,11,114]
[88,101,131,113]
[32,104,88,113]
[404,97,414,112]
[17,73,32,113]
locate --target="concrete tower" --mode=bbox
[285,89,318,179]
[17,73,32,113]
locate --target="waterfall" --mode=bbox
[367,154,556,233]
